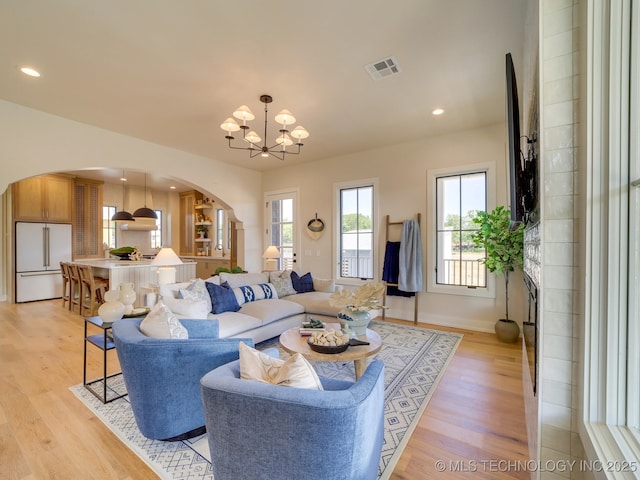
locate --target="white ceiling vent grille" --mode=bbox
[364,56,401,80]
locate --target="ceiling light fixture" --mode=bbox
[133,173,157,219]
[432,108,445,116]
[220,94,309,161]
[111,170,135,222]
[19,66,40,77]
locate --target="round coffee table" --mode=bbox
[279,326,382,380]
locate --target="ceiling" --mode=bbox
[0,0,527,189]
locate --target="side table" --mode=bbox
[83,316,127,403]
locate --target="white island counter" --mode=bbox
[72,258,197,307]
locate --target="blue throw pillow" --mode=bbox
[205,281,240,314]
[291,271,314,293]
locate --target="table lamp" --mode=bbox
[151,247,183,285]
[262,245,281,271]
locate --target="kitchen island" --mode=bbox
[72,258,197,307]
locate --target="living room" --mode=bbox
[2,1,639,479]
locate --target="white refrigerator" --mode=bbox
[15,222,72,303]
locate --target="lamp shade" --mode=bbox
[133,207,157,219]
[262,246,281,258]
[233,105,255,121]
[151,247,184,266]
[112,210,135,221]
[245,131,262,144]
[274,109,296,126]
[290,125,309,140]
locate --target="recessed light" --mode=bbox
[432,108,444,116]
[120,177,127,182]
[170,186,176,190]
[19,66,41,77]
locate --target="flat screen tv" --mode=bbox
[506,53,524,225]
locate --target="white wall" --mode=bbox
[263,123,525,332]
[0,100,263,301]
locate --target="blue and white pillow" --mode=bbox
[179,278,212,313]
[232,283,278,306]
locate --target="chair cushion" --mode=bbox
[291,271,314,293]
[140,300,188,339]
[206,282,241,314]
[238,342,323,390]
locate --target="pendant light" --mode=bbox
[111,170,135,221]
[133,173,157,219]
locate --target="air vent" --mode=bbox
[364,56,401,80]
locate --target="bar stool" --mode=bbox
[68,263,83,314]
[60,261,71,310]
[78,264,109,317]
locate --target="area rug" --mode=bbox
[69,321,462,479]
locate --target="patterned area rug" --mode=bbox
[69,321,461,479]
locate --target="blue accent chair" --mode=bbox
[200,357,385,480]
[112,317,252,441]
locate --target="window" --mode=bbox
[102,205,116,248]
[338,183,374,280]
[435,172,487,287]
[216,208,224,251]
[150,210,162,249]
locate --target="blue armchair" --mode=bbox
[200,357,385,480]
[112,317,252,441]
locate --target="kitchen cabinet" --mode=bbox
[194,258,232,279]
[73,178,103,258]
[13,174,73,222]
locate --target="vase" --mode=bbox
[495,319,520,343]
[119,282,136,315]
[338,308,371,337]
[98,290,125,324]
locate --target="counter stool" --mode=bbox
[69,263,83,314]
[60,262,71,310]
[78,264,109,317]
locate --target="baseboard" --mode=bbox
[384,308,496,333]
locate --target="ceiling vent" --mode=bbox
[364,56,401,80]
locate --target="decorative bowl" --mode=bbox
[307,338,349,354]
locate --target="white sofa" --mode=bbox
[159,272,342,344]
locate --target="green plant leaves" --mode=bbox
[471,206,524,275]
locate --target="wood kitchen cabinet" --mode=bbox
[73,178,103,258]
[13,174,73,223]
[195,258,231,279]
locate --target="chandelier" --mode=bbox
[220,94,309,160]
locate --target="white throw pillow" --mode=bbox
[179,278,212,313]
[162,295,209,319]
[312,277,336,293]
[220,272,269,288]
[140,300,189,339]
[159,282,192,299]
[238,342,323,390]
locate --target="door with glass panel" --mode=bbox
[265,191,298,271]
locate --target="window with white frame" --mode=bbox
[427,163,495,297]
[265,190,298,271]
[216,208,224,251]
[150,210,162,249]
[102,205,116,248]
[435,172,487,288]
[336,182,375,280]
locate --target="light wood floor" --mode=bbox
[0,300,529,479]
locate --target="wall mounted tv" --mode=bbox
[506,52,525,224]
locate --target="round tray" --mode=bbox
[307,338,349,354]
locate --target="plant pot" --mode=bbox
[337,308,371,337]
[495,319,520,343]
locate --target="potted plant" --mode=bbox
[329,282,386,337]
[471,206,524,343]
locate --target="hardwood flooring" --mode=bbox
[0,300,529,479]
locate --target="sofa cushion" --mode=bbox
[238,298,304,325]
[232,283,278,306]
[210,311,263,338]
[140,300,189,339]
[291,271,314,293]
[179,278,212,313]
[312,277,336,293]
[285,291,342,317]
[219,272,269,288]
[159,281,192,299]
[238,342,323,390]
[206,282,241,314]
[269,270,298,298]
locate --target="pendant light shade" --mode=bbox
[111,170,135,222]
[133,173,157,220]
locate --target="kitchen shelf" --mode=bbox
[195,221,212,226]
[194,203,213,210]
[195,238,212,242]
